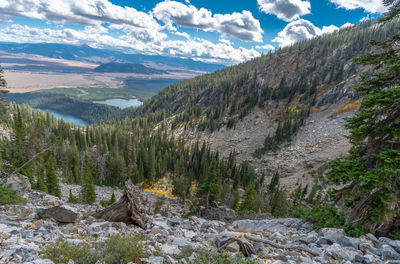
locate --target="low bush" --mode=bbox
[42,234,148,264]
[0,184,26,205]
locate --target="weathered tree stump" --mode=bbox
[93,181,146,229]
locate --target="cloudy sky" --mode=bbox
[0,0,388,65]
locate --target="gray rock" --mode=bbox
[381,245,400,261]
[233,218,306,234]
[147,256,164,264]
[337,236,360,249]
[226,241,240,253]
[319,228,346,243]
[171,236,191,247]
[24,259,55,264]
[326,243,351,261]
[2,174,31,194]
[161,244,181,256]
[37,205,79,223]
[365,233,379,244]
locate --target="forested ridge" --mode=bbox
[134,17,400,136]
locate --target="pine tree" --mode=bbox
[196,160,220,208]
[239,183,257,213]
[0,68,8,114]
[68,190,79,204]
[13,106,26,166]
[270,189,289,217]
[109,192,116,204]
[232,188,240,211]
[327,11,400,236]
[268,172,280,192]
[35,162,47,192]
[81,155,96,204]
[46,152,61,198]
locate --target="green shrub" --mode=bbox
[308,205,346,229]
[190,249,257,264]
[42,234,148,264]
[0,184,26,205]
[68,190,79,204]
[42,241,98,264]
[101,234,148,264]
[293,204,366,237]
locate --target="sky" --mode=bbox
[0,0,388,65]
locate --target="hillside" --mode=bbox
[133,17,400,188]
[93,62,167,74]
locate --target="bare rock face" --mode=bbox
[93,181,147,229]
[1,174,31,195]
[37,205,79,223]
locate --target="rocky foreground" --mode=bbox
[1,176,400,264]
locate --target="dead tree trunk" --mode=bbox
[93,181,147,229]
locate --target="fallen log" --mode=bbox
[93,181,147,229]
[244,234,320,257]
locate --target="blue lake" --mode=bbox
[40,109,87,126]
[93,98,143,109]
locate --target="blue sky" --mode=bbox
[0,0,386,65]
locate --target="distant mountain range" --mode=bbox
[94,63,167,74]
[0,42,225,72]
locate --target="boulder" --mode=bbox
[37,205,79,223]
[1,174,31,194]
[381,245,400,261]
[199,205,237,222]
[326,243,351,261]
[319,228,346,243]
[226,241,240,253]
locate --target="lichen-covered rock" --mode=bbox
[37,205,79,223]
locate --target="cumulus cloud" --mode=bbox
[272,19,350,47]
[0,24,260,64]
[255,44,275,50]
[257,0,311,21]
[328,0,388,14]
[152,1,263,42]
[0,0,160,29]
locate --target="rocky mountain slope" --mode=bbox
[2,174,400,264]
[134,18,400,188]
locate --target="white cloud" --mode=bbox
[0,24,260,65]
[0,0,160,29]
[257,0,311,21]
[172,31,190,39]
[328,0,388,14]
[152,1,263,42]
[255,44,275,50]
[272,19,346,47]
[341,22,353,28]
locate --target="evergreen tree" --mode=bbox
[81,155,96,204]
[232,188,240,211]
[239,183,257,213]
[270,189,289,217]
[13,106,26,165]
[196,160,220,208]
[68,190,79,204]
[268,172,280,192]
[327,12,400,235]
[46,152,61,198]
[0,68,8,114]
[35,162,47,192]
[109,192,116,204]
